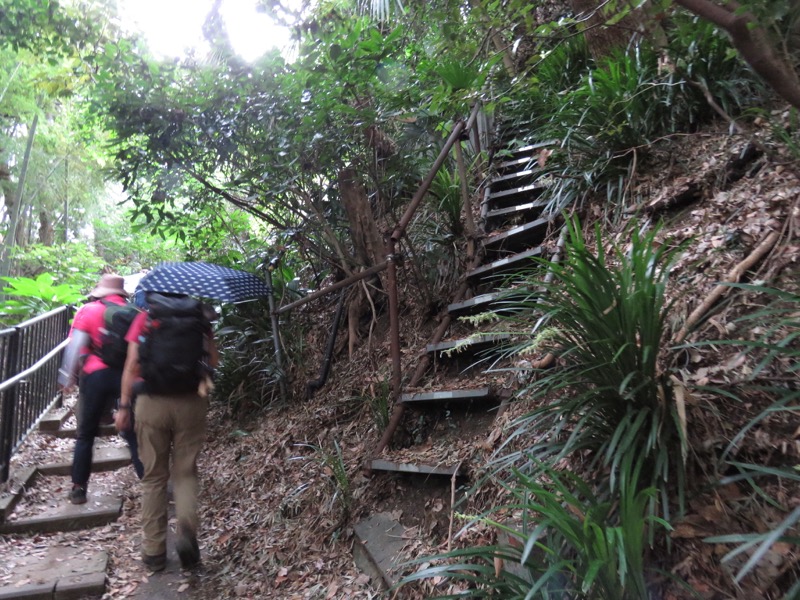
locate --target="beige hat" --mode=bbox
[90,274,129,299]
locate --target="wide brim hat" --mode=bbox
[90,274,129,299]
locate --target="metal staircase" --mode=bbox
[354,137,565,590]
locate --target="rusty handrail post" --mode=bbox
[276,262,388,315]
[385,237,401,405]
[371,103,482,462]
[264,267,287,403]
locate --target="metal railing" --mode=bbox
[0,305,73,482]
[269,104,484,455]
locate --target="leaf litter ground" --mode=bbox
[2,116,799,599]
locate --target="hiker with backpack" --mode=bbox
[58,273,144,504]
[114,292,219,572]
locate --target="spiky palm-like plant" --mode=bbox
[496,217,686,514]
[401,455,670,599]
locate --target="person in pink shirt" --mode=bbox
[58,274,138,504]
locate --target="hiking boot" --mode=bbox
[69,484,87,505]
[142,552,167,572]
[176,528,201,570]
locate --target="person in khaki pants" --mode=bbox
[114,296,218,572]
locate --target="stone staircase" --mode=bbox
[354,138,563,590]
[0,403,132,599]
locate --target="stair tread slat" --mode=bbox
[400,387,492,403]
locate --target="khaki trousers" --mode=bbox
[135,391,207,557]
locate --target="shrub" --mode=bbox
[495,217,686,514]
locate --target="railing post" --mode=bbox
[265,268,287,403]
[385,237,401,404]
[0,328,21,483]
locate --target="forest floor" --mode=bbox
[3,112,799,599]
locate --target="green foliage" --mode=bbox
[495,14,764,214]
[212,301,283,416]
[0,272,84,324]
[9,241,105,286]
[428,166,463,236]
[721,284,800,378]
[297,440,352,518]
[692,286,800,592]
[403,456,670,598]
[369,379,391,431]
[495,218,685,510]
[92,210,182,271]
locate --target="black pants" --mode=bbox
[120,381,145,479]
[72,368,122,487]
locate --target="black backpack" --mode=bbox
[97,300,141,369]
[138,293,209,395]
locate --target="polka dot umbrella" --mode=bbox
[135,262,271,303]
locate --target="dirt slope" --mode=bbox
[6,116,796,599]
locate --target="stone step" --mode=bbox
[466,246,544,285]
[38,446,131,477]
[38,407,71,432]
[353,512,407,591]
[43,424,117,439]
[0,466,37,522]
[0,493,123,534]
[0,548,107,600]
[400,387,493,404]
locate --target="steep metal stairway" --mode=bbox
[354,138,564,590]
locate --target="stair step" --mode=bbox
[489,168,540,190]
[38,406,71,432]
[483,216,553,256]
[370,459,464,477]
[44,423,117,439]
[0,494,123,534]
[485,183,547,210]
[467,246,544,283]
[0,548,107,599]
[448,289,535,317]
[400,387,493,404]
[426,333,512,356]
[494,139,553,161]
[494,155,535,174]
[485,198,549,229]
[37,446,131,477]
[353,512,406,590]
[0,466,37,522]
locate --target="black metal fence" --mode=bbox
[0,306,73,483]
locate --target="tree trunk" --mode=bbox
[469,0,516,76]
[673,0,800,111]
[570,0,647,60]
[0,113,38,279]
[338,167,386,355]
[339,167,384,269]
[39,210,53,246]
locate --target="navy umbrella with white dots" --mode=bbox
[135,261,270,303]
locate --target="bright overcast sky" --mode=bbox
[118,0,294,62]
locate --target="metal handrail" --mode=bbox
[0,339,69,394]
[0,305,72,482]
[270,104,483,460]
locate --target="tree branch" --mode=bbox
[673,0,800,111]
